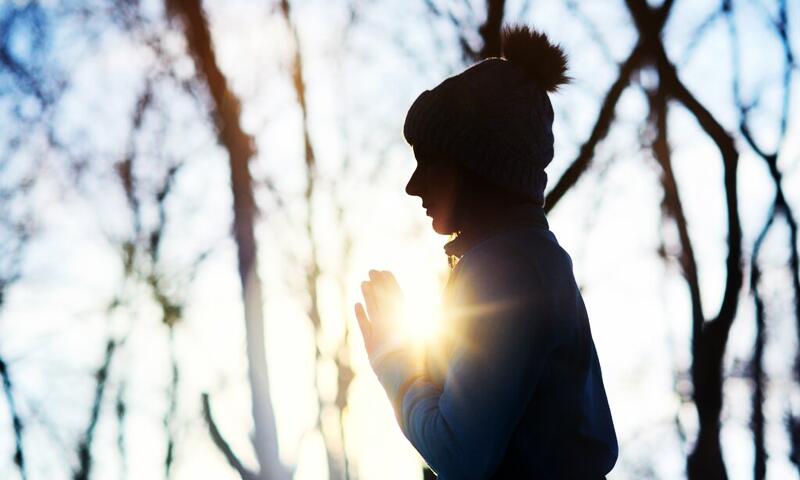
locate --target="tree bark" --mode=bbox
[654,37,742,480]
[165,1,287,478]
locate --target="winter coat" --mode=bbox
[384,204,618,479]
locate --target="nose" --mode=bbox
[405,163,424,198]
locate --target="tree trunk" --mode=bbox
[165,1,287,478]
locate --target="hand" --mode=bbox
[355,270,425,415]
[355,269,406,359]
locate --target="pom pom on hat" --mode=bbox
[501,25,570,93]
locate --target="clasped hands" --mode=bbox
[355,270,422,373]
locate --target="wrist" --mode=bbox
[369,335,410,369]
[370,343,424,413]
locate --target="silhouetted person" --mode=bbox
[355,25,617,479]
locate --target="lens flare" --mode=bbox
[399,280,443,348]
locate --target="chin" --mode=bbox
[431,217,456,235]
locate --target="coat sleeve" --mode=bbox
[397,247,564,479]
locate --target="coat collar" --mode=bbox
[443,203,549,259]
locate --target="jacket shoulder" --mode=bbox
[450,228,580,336]
[458,227,574,285]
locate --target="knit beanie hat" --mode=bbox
[403,26,569,207]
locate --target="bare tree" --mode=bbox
[164,1,288,479]
[722,0,800,477]
[0,1,797,478]
[277,0,347,478]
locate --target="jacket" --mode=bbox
[391,205,618,479]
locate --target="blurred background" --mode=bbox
[0,0,798,478]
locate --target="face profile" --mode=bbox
[405,147,460,235]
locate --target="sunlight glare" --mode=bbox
[399,277,443,347]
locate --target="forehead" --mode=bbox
[412,144,446,163]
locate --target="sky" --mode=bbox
[1,0,800,479]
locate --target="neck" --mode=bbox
[444,202,548,259]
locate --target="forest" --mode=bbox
[0,0,798,478]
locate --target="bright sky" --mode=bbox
[1,0,799,479]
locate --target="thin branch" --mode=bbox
[677,1,727,67]
[749,203,775,480]
[164,328,179,478]
[422,0,479,61]
[73,337,120,480]
[564,0,617,65]
[656,44,742,333]
[115,381,127,480]
[726,2,800,472]
[201,393,260,480]
[544,43,645,213]
[0,357,27,480]
[647,86,705,347]
[278,1,344,477]
[477,0,505,59]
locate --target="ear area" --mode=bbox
[501,25,570,93]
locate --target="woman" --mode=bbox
[355,26,618,479]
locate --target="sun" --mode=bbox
[399,277,444,347]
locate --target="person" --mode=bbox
[354,25,618,479]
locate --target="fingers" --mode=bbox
[369,269,401,298]
[368,270,385,297]
[367,270,385,300]
[361,280,381,327]
[380,270,402,296]
[361,269,404,342]
[354,302,372,351]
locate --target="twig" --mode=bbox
[201,393,260,480]
[73,337,120,480]
[0,357,27,480]
[544,43,645,213]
